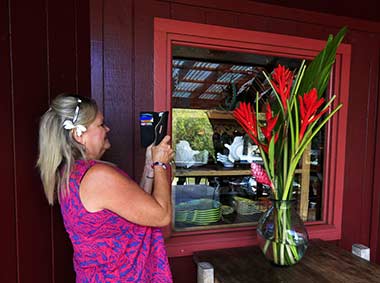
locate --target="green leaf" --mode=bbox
[295,103,342,162]
[269,135,276,178]
[298,27,347,97]
[263,71,285,116]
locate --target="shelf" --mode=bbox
[206,109,265,120]
[206,110,235,120]
[175,166,310,177]
[175,166,251,177]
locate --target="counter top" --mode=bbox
[193,240,380,282]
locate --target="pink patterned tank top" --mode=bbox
[59,160,173,282]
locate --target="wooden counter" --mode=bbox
[193,240,380,282]
[175,166,305,177]
[175,167,251,177]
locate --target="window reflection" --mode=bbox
[171,45,325,231]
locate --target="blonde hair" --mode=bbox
[37,93,98,205]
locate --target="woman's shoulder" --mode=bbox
[71,159,117,180]
[82,160,127,180]
[75,159,116,169]
[79,161,132,204]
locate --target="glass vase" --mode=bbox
[257,199,309,266]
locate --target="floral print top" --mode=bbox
[59,160,172,283]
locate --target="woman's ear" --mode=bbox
[72,130,85,145]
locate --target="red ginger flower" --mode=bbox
[271,65,294,112]
[233,102,269,153]
[233,102,259,144]
[251,162,272,186]
[299,88,329,141]
[261,103,279,144]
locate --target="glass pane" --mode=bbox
[171,44,325,232]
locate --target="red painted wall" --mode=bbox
[253,0,380,22]
[0,0,90,282]
[90,0,380,266]
[1,0,380,282]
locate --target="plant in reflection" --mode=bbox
[172,109,215,160]
[233,27,347,265]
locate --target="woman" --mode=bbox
[37,93,174,282]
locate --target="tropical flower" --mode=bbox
[232,27,346,266]
[233,102,260,146]
[298,88,329,142]
[260,102,279,145]
[271,65,293,112]
[233,64,342,200]
[251,162,272,187]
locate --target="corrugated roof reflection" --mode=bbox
[183,70,212,81]
[173,91,192,98]
[175,82,203,91]
[193,62,220,69]
[206,84,225,93]
[217,72,243,83]
[173,60,185,66]
[172,68,180,78]
[199,93,219,100]
[230,65,254,72]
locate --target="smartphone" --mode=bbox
[139,111,168,147]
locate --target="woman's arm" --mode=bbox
[80,136,174,227]
[139,145,154,194]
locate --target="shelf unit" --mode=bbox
[174,110,312,221]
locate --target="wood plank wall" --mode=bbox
[0,0,90,282]
[1,0,380,282]
[90,0,380,270]
[252,0,380,22]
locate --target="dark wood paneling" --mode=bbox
[1,0,90,282]
[369,37,380,262]
[373,81,380,261]
[10,0,52,281]
[169,256,197,283]
[171,3,206,23]
[47,1,76,94]
[3,0,380,282]
[52,206,75,283]
[340,31,380,251]
[360,35,380,245]
[101,0,134,174]
[237,13,336,40]
[205,9,238,27]
[90,0,104,113]
[251,0,380,23]
[133,0,170,179]
[0,0,17,282]
[76,0,91,96]
[164,0,380,33]
[47,1,84,282]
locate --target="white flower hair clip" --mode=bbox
[63,120,87,137]
[62,98,86,136]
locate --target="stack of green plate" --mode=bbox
[175,199,221,225]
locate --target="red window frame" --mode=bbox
[154,17,351,257]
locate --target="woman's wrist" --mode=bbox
[151,161,169,170]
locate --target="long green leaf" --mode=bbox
[298,27,347,97]
[269,135,276,177]
[294,104,342,162]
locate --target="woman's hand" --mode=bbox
[151,135,174,165]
